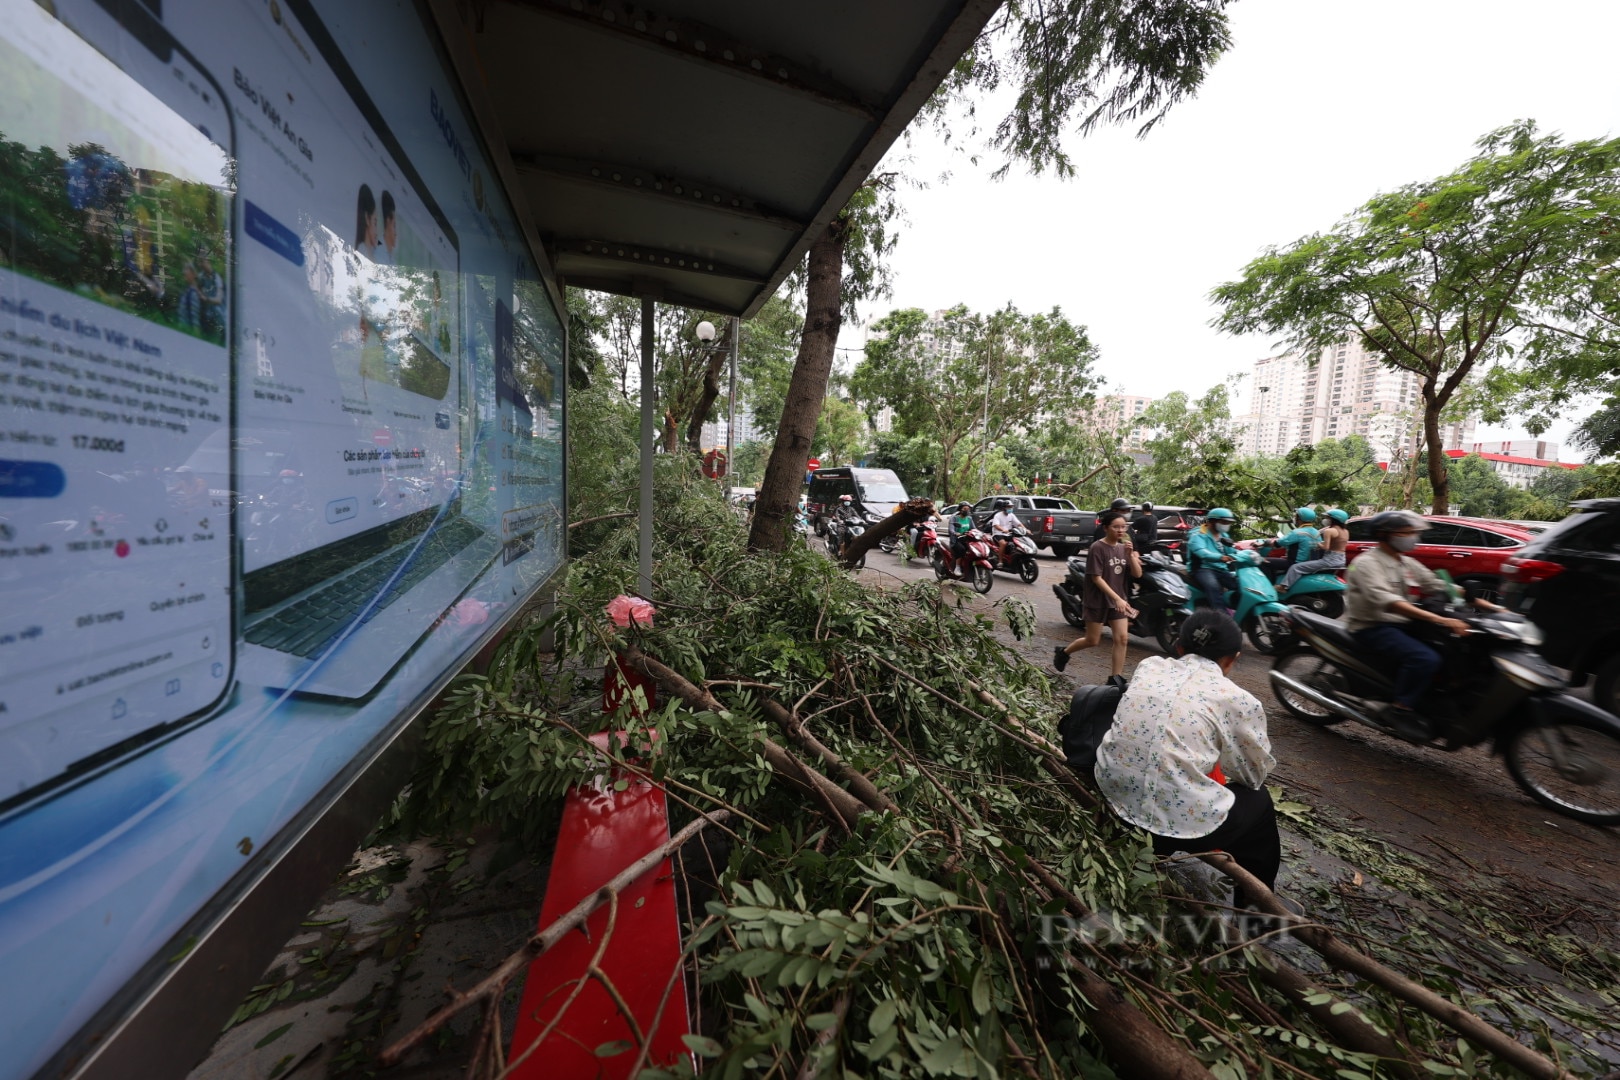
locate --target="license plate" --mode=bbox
[1063,535,1081,541]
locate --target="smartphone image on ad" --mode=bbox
[0,0,237,812]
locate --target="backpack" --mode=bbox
[1056,674,1128,771]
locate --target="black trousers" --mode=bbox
[1150,784,1280,908]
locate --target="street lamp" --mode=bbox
[693,319,738,496]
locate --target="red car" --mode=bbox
[1344,515,1546,598]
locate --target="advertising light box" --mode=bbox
[0,0,563,1072]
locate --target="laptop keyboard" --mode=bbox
[245,518,484,658]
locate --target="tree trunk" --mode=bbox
[838,498,935,569]
[1423,388,1450,515]
[685,322,733,458]
[748,218,848,552]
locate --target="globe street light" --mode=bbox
[693,318,738,495]
[695,320,717,343]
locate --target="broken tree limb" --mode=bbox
[838,497,935,569]
[376,808,730,1067]
[760,698,899,815]
[621,647,866,828]
[1197,853,1567,1079]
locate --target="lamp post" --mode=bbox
[695,317,740,498]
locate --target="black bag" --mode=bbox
[1056,674,1128,771]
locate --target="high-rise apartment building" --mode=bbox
[1235,338,1475,460]
[1083,393,1155,449]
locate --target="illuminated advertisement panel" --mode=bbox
[0,1,563,1073]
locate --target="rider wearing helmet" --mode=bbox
[1282,508,1349,590]
[989,497,1022,563]
[1187,508,1240,616]
[1267,507,1322,581]
[949,501,976,560]
[1345,510,1502,742]
[1093,497,1133,543]
[1129,502,1159,555]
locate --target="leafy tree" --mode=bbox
[850,303,1100,502]
[1212,121,1620,515]
[812,396,868,466]
[1133,384,1241,507]
[1574,462,1620,500]
[1445,454,1517,518]
[1572,389,1620,461]
[865,430,941,499]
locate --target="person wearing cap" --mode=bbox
[1345,510,1502,742]
[1282,508,1349,590]
[1129,501,1159,555]
[1187,508,1240,615]
[1094,611,1280,910]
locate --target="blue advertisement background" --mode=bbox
[0,1,563,1074]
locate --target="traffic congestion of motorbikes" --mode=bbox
[760,478,1620,827]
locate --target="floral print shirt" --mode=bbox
[1094,654,1274,839]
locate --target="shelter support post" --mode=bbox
[639,297,655,599]
[726,315,738,498]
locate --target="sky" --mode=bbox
[841,0,1620,461]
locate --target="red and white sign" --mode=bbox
[806,457,821,470]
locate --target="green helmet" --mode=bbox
[1326,509,1349,525]
[1205,507,1235,522]
[1294,507,1317,523]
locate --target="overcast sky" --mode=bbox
[843,0,1620,461]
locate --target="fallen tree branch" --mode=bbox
[568,511,637,531]
[376,809,730,1067]
[621,646,866,828]
[838,497,934,569]
[1197,853,1567,1079]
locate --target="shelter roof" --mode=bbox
[436,0,1000,316]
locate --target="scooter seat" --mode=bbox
[1289,608,1357,651]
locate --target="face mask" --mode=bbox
[1389,534,1419,552]
[1214,522,1230,534]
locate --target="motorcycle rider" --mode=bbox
[1054,512,1141,677]
[1187,508,1240,616]
[1345,510,1502,742]
[1093,497,1132,543]
[1129,501,1159,555]
[1266,507,1322,580]
[948,501,977,568]
[989,497,1022,564]
[830,493,861,553]
[1094,611,1281,911]
[1282,508,1349,590]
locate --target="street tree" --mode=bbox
[747,2,1237,552]
[1213,121,1620,514]
[812,397,868,466]
[850,303,1100,502]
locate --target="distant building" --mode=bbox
[1084,393,1155,449]
[1235,338,1477,459]
[1443,446,1578,490]
[699,401,766,452]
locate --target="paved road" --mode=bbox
[856,545,1620,914]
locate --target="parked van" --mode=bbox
[806,467,910,528]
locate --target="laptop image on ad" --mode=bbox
[237,498,498,698]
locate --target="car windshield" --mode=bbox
[858,483,909,505]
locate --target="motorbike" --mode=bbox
[909,518,942,563]
[826,516,868,567]
[1248,539,1349,618]
[990,527,1040,583]
[1052,548,1190,653]
[1270,607,1620,826]
[1175,548,1295,654]
[930,528,995,593]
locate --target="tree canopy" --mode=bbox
[850,303,1100,501]
[1212,121,1620,514]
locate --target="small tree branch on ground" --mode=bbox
[838,498,936,568]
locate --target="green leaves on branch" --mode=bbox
[1211,120,1620,513]
[852,303,1101,502]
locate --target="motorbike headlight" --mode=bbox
[1488,617,1543,647]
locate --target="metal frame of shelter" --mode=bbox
[46,1,1000,1077]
